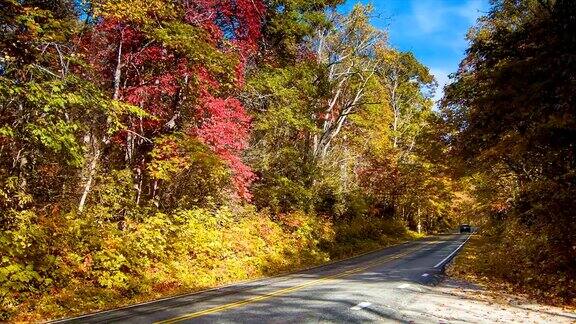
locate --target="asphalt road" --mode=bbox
[56,234,473,324]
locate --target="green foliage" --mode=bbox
[150,21,238,88]
[148,134,232,209]
[0,76,144,167]
[442,0,576,303]
[87,169,138,219]
[246,62,326,212]
[0,0,466,321]
[261,0,344,62]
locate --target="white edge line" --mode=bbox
[433,234,472,268]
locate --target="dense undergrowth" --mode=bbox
[449,227,576,307]
[443,0,576,306]
[1,204,418,321]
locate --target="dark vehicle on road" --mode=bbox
[459,224,471,233]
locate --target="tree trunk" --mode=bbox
[78,31,123,212]
[78,135,101,212]
[112,30,123,100]
[417,207,422,234]
[135,166,143,206]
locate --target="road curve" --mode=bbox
[53,234,471,324]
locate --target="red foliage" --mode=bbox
[194,96,255,199]
[80,0,264,200]
[184,0,265,53]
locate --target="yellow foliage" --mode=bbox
[449,224,576,307]
[1,202,421,321]
[93,0,176,23]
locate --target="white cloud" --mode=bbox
[412,1,444,34]
[410,0,485,35]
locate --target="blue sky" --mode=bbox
[340,0,490,102]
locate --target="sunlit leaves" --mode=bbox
[93,0,176,23]
[82,0,263,200]
[1,76,146,167]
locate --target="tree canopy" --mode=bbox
[2,0,573,320]
[443,0,576,303]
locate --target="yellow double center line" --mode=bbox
[156,245,421,324]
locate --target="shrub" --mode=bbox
[0,199,415,321]
[327,216,415,258]
[462,220,576,304]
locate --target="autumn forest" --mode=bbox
[0,0,574,320]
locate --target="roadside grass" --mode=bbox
[447,233,576,309]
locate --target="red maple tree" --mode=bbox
[81,0,264,200]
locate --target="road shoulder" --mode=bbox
[440,234,576,322]
[409,276,576,323]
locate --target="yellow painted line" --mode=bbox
[155,247,418,324]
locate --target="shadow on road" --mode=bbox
[59,234,575,324]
